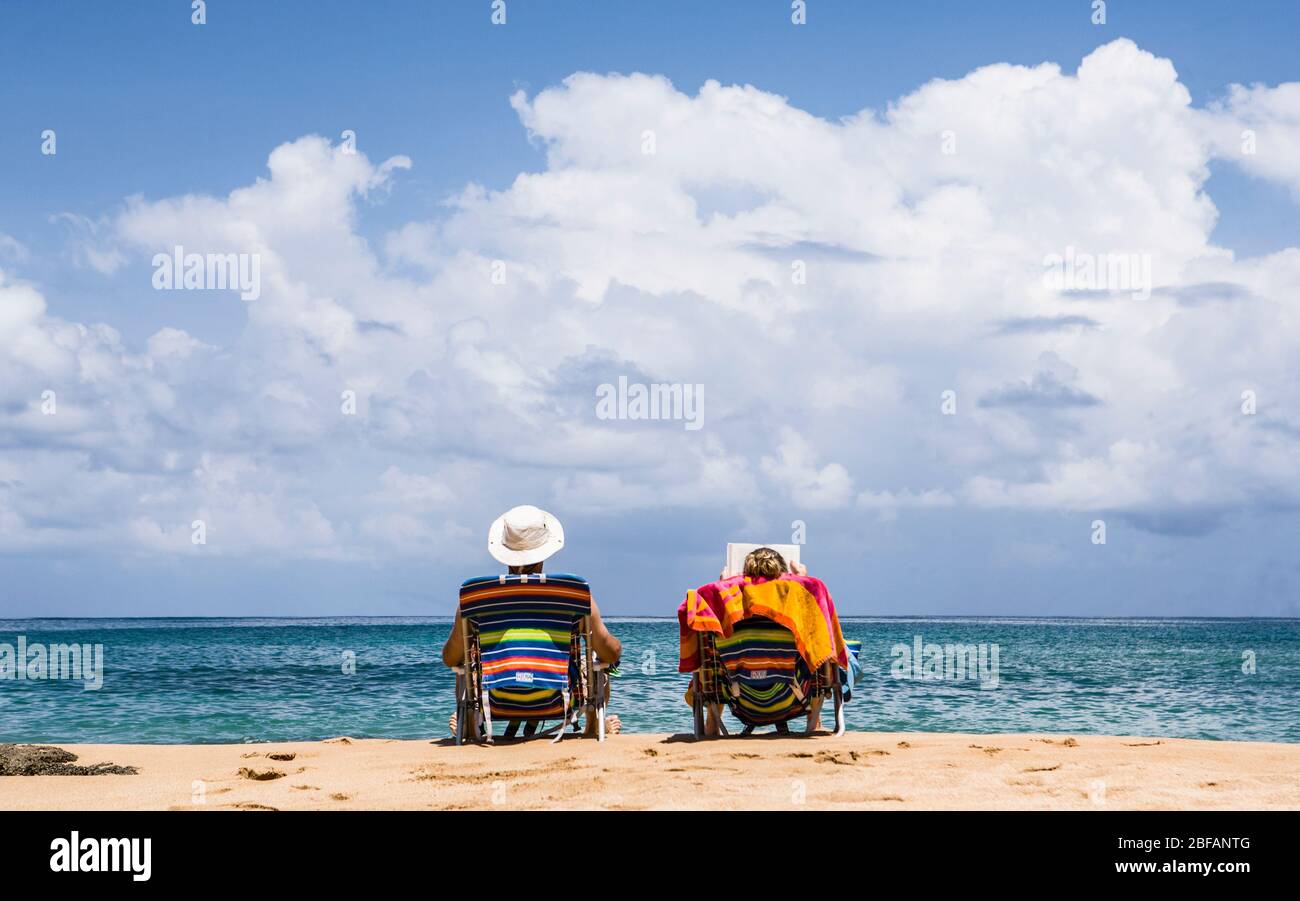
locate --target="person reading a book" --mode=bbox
[697,546,831,736]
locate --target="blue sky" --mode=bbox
[1,1,1299,616]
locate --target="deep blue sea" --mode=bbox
[1,617,1297,744]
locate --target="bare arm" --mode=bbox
[589,598,621,665]
[442,611,464,667]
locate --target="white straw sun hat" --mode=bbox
[487,505,565,567]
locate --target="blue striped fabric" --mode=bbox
[716,617,813,726]
[459,574,591,714]
[842,638,862,699]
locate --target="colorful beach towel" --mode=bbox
[677,573,848,673]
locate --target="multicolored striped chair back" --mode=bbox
[459,573,591,721]
[716,616,814,726]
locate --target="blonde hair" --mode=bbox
[743,547,787,580]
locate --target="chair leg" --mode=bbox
[833,682,846,737]
[551,690,571,744]
[595,668,607,742]
[454,677,466,747]
[691,680,705,739]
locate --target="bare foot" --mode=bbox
[583,713,621,737]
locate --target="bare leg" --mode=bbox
[703,702,724,737]
[806,697,824,734]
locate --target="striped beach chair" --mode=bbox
[690,616,859,737]
[452,573,610,744]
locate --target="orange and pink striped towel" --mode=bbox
[677,574,848,673]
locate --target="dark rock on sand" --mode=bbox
[0,744,137,776]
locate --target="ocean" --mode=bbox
[1,617,1297,744]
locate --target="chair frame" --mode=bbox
[689,626,845,739]
[452,607,609,745]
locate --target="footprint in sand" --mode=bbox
[1023,764,1061,772]
[814,751,856,766]
[232,802,278,811]
[330,792,352,801]
[267,752,296,761]
[238,767,285,781]
[972,744,1029,754]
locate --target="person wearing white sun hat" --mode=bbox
[485,503,566,568]
[442,505,622,737]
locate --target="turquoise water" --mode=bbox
[1,617,1297,744]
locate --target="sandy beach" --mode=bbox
[3,732,1298,811]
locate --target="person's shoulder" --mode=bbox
[544,572,588,583]
[459,574,499,588]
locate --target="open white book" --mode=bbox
[724,542,802,579]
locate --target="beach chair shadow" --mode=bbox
[687,618,859,739]
[451,573,609,745]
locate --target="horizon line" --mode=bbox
[3,614,1298,622]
